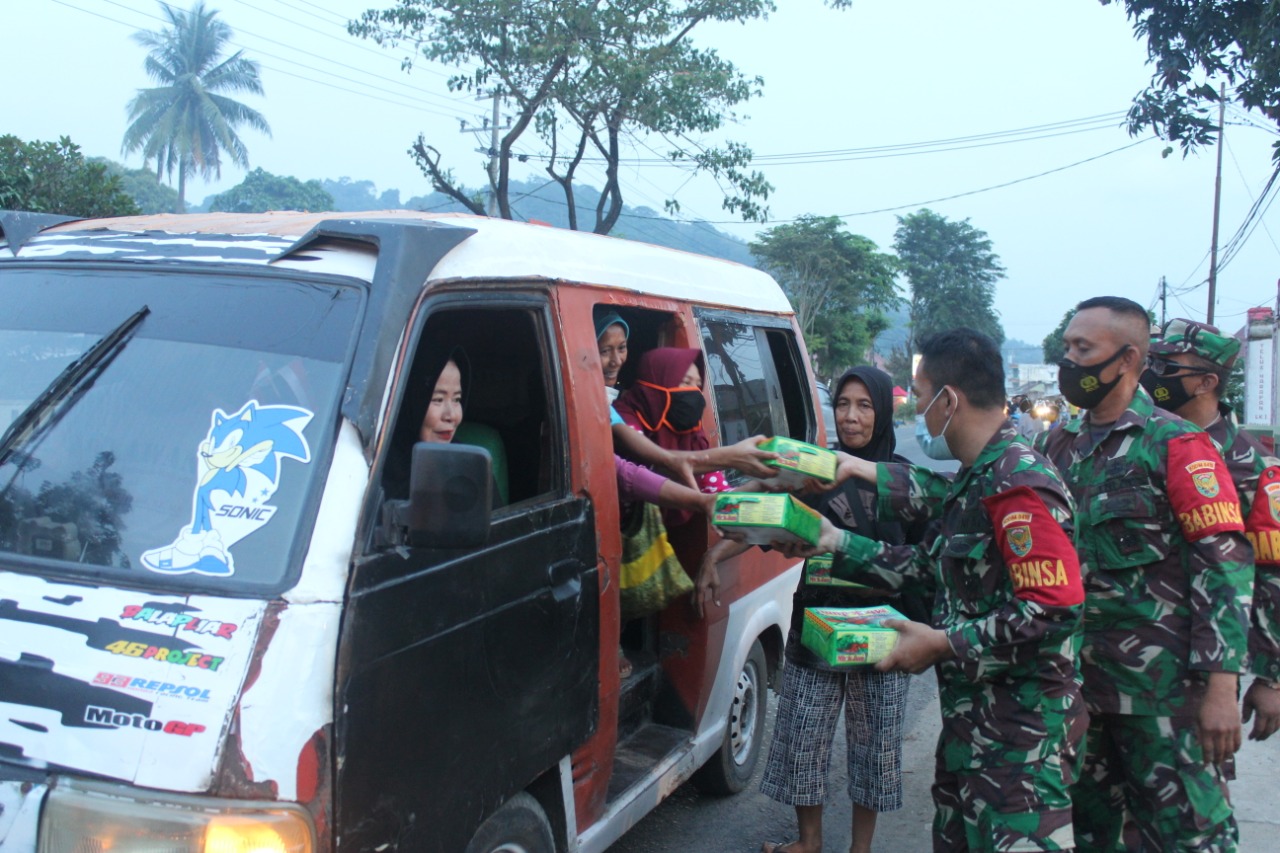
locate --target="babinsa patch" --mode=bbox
[1186,459,1221,498]
[1003,511,1033,557]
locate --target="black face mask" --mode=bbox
[667,389,707,431]
[1140,369,1195,412]
[1057,345,1131,410]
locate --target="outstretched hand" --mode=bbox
[770,517,843,560]
[723,435,781,479]
[874,619,953,674]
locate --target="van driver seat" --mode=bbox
[454,421,509,507]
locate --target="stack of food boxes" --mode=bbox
[711,436,902,667]
[709,438,838,546]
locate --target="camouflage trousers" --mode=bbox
[1072,712,1237,852]
[932,747,1076,852]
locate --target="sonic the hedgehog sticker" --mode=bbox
[141,401,312,577]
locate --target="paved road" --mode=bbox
[609,422,1280,852]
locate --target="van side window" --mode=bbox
[384,305,564,509]
[700,313,815,462]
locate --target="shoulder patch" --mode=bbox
[1246,465,1280,566]
[981,485,1083,608]
[1167,432,1244,541]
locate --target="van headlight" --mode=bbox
[39,779,315,853]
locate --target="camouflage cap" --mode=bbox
[1149,318,1240,368]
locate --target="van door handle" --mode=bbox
[547,559,581,603]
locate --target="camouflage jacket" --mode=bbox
[1204,405,1280,681]
[832,421,1085,772]
[1035,387,1254,715]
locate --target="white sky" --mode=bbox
[6,0,1280,348]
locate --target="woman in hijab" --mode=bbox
[755,366,928,853]
[385,346,478,500]
[614,348,731,527]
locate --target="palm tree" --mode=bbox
[122,2,270,212]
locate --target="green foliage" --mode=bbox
[92,157,180,214]
[1042,310,1073,365]
[122,1,271,211]
[207,168,334,213]
[892,208,1006,350]
[0,136,139,217]
[1104,0,1280,161]
[750,214,900,380]
[351,0,776,234]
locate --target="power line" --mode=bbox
[829,138,1154,221]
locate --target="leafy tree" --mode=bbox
[892,209,1006,351]
[92,157,180,214]
[122,1,271,212]
[1042,310,1073,365]
[350,0,777,234]
[0,135,139,217]
[207,168,334,213]
[1104,0,1280,161]
[750,215,900,379]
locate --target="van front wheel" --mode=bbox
[463,792,555,853]
[693,639,768,795]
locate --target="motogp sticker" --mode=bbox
[141,401,312,577]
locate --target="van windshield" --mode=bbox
[0,265,362,595]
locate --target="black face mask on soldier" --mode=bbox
[666,389,707,431]
[1139,358,1213,412]
[1057,345,1131,410]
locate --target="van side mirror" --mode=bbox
[385,443,492,548]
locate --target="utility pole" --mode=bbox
[487,91,501,217]
[1160,275,1167,327]
[458,89,512,217]
[1207,84,1226,325]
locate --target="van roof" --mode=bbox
[6,209,792,315]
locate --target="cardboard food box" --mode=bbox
[800,605,905,667]
[712,492,823,546]
[759,436,838,489]
[803,553,865,588]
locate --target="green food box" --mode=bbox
[712,492,823,546]
[803,553,864,588]
[759,436,838,489]
[800,605,905,667]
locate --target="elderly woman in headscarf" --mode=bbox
[704,366,927,853]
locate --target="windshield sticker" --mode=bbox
[141,401,313,577]
[93,672,211,702]
[119,603,238,639]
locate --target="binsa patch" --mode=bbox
[1246,465,1280,567]
[982,485,1083,608]
[1167,432,1244,541]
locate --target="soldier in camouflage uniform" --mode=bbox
[788,328,1086,852]
[1035,297,1254,851]
[1141,318,1280,742]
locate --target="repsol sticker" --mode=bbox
[104,640,224,671]
[119,603,238,639]
[93,672,211,701]
[83,705,206,736]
